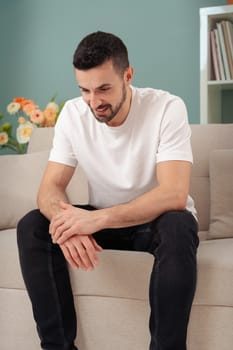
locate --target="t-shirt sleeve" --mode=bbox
[156,97,193,164]
[49,102,78,167]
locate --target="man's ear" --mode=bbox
[125,66,134,84]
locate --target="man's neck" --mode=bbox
[107,86,132,127]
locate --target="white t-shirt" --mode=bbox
[49,86,197,217]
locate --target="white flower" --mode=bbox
[7,102,21,114]
[46,101,59,113]
[0,131,9,145]
[16,122,34,144]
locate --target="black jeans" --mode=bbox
[17,206,199,350]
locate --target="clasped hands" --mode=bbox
[49,201,103,270]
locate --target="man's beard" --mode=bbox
[89,83,127,124]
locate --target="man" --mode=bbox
[17,31,199,350]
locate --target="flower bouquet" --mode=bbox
[0,96,64,154]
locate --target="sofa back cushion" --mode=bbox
[0,151,49,229]
[190,124,233,231]
[0,145,88,230]
[208,149,233,239]
[27,127,88,207]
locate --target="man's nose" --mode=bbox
[88,93,101,110]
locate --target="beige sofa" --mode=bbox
[0,124,233,350]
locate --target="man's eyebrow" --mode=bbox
[79,83,112,90]
[78,85,87,90]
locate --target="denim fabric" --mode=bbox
[17,206,199,350]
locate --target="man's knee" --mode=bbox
[156,210,199,254]
[17,209,50,248]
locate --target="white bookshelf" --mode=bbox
[200,5,233,123]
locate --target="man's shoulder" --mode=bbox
[59,97,90,123]
[132,86,182,105]
[63,96,87,113]
[55,96,91,132]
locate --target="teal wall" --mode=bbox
[0,0,227,153]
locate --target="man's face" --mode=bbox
[75,60,133,126]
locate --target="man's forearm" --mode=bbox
[99,161,190,230]
[37,187,69,221]
[99,186,187,229]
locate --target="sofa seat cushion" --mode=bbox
[74,295,150,350]
[3,227,233,309]
[69,250,153,301]
[0,288,40,349]
[194,238,233,307]
[0,229,26,289]
[188,305,233,350]
[70,239,233,307]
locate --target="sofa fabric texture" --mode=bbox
[0,151,49,229]
[0,124,233,350]
[208,149,233,239]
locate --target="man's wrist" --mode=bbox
[96,208,111,230]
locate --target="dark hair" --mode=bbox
[73,31,129,75]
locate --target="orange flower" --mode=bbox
[12,97,37,114]
[29,109,45,125]
[0,131,9,145]
[21,99,36,107]
[43,107,57,127]
[22,103,37,115]
[13,97,26,107]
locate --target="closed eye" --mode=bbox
[79,84,112,94]
[79,87,90,94]
[99,86,111,92]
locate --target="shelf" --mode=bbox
[200,5,233,124]
[200,5,233,16]
[208,80,233,90]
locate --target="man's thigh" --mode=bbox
[74,206,198,254]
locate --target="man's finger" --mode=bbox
[91,237,103,252]
[71,237,96,270]
[81,236,99,267]
[60,244,80,269]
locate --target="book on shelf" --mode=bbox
[216,22,231,80]
[214,28,226,80]
[224,20,233,79]
[209,20,233,81]
[210,30,220,80]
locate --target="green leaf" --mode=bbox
[58,101,65,112]
[2,122,12,132]
[50,93,57,102]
